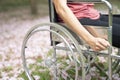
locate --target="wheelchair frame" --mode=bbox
[21,0,120,80]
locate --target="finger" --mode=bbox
[98,39,110,48]
[94,46,104,52]
[95,46,101,51]
[96,42,106,50]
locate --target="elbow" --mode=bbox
[56,7,65,15]
[52,0,68,16]
[54,4,68,17]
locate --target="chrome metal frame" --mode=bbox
[48,0,116,80]
[21,0,120,80]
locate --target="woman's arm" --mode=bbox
[52,0,110,51]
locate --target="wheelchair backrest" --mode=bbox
[48,0,58,22]
[48,0,112,45]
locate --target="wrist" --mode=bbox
[85,36,95,44]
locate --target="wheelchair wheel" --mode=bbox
[21,23,86,80]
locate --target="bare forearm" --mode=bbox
[53,1,94,43]
[53,0,110,51]
[85,26,100,37]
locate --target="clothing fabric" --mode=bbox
[56,2,120,48]
[67,2,120,48]
[67,2,100,20]
[79,15,120,48]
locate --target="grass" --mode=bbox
[18,61,52,80]
[0,1,49,19]
[0,66,13,78]
[0,0,48,11]
[18,50,78,80]
[18,51,105,80]
[0,0,49,16]
[1,66,13,72]
[0,0,29,11]
[18,71,29,80]
[18,50,120,80]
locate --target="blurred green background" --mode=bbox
[0,0,47,11]
[0,0,119,16]
[0,0,48,16]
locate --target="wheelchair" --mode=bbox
[21,0,120,80]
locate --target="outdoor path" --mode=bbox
[0,9,49,79]
[0,8,120,79]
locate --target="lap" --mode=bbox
[79,14,120,26]
[79,14,120,48]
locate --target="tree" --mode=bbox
[29,0,38,14]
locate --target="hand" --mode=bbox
[87,37,110,51]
